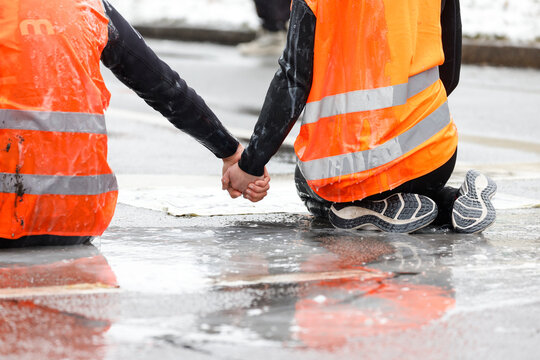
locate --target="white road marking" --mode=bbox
[0,283,121,299]
[213,269,391,287]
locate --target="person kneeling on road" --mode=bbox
[222,0,496,234]
[0,0,269,248]
[238,0,291,57]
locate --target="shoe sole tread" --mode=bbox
[452,170,497,233]
[329,193,437,233]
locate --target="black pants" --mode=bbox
[0,235,93,248]
[295,150,459,226]
[254,0,291,32]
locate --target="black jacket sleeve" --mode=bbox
[440,0,462,95]
[99,0,238,159]
[238,0,316,176]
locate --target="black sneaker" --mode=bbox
[452,170,497,233]
[329,193,438,233]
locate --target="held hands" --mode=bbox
[221,145,270,202]
[222,163,270,202]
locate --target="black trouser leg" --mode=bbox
[295,166,333,218]
[294,150,459,226]
[430,186,460,226]
[0,235,93,248]
[253,0,291,31]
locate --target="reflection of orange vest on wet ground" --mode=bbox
[293,252,455,350]
[295,0,458,202]
[0,246,117,358]
[0,0,117,239]
[295,279,455,350]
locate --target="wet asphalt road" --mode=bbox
[1,40,539,359]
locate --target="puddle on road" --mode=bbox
[1,212,539,358]
[0,244,118,360]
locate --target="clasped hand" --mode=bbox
[221,144,270,202]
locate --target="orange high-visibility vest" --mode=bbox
[0,0,117,238]
[295,0,458,203]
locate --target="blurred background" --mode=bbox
[109,0,540,43]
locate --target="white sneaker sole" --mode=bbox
[452,170,497,233]
[329,193,438,234]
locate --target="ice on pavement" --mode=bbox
[109,0,540,43]
[116,174,308,217]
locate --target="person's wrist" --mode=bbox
[223,143,243,165]
[238,156,264,177]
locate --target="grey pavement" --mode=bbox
[1,40,540,359]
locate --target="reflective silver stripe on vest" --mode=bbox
[0,173,118,196]
[299,102,451,181]
[303,67,440,125]
[0,109,107,134]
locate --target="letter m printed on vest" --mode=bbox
[19,19,55,36]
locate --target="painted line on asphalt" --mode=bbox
[115,173,540,212]
[213,269,392,287]
[0,283,121,299]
